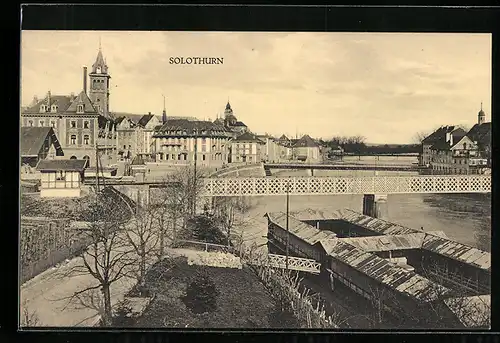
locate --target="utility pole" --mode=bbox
[285,176,290,270]
[95,144,100,193]
[193,128,198,215]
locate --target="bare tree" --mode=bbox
[212,196,253,247]
[20,300,41,327]
[151,167,207,255]
[413,131,431,144]
[55,190,138,326]
[126,199,161,293]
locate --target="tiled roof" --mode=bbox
[21,127,61,156]
[294,135,319,148]
[153,119,229,138]
[233,121,247,127]
[65,91,98,115]
[138,114,154,127]
[233,132,264,143]
[22,95,74,114]
[36,159,88,172]
[467,122,491,148]
[278,134,289,141]
[422,126,466,145]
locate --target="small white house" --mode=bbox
[36,159,88,198]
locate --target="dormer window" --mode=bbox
[40,105,47,113]
[51,105,58,112]
[77,104,84,113]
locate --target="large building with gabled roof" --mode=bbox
[21,45,119,168]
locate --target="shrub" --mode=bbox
[183,269,220,314]
[112,303,135,327]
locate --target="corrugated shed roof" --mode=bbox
[339,233,425,252]
[421,235,491,271]
[266,212,337,246]
[339,209,421,236]
[290,208,345,221]
[36,159,88,172]
[444,295,490,328]
[328,240,448,302]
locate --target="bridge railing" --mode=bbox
[203,175,491,196]
[172,239,235,254]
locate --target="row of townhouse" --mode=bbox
[420,106,491,174]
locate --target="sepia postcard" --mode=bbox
[19,30,491,330]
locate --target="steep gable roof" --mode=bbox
[22,95,74,114]
[233,132,264,143]
[293,134,319,148]
[422,126,466,145]
[153,119,230,137]
[21,127,62,156]
[138,114,154,127]
[467,122,491,148]
[65,91,98,115]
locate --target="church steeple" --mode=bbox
[478,101,485,125]
[92,39,108,74]
[88,41,111,118]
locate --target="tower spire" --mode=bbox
[481,101,483,111]
[99,36,102,51]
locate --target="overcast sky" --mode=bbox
[21,31,491,144]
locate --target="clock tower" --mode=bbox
[88,42,111,118]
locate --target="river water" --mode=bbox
[235,167,491,253]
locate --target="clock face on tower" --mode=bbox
[97,67,101,74]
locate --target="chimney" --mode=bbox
[449,133,453,147]
[83,66,88,94]
[47,91,51,106]
[445,132,450,143]
[148,111,151,115]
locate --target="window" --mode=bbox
[51,105,57,112]
[124,145,126,149]
[28,120,33,127]
[71,135,76,145]
[202,155,206,161]
[40,105,46,113]
[128,145,132,149]
[55,170,65,181]
[84,121,89,129]
[51,121,56,128]
[71,121,76,128]
[77,104,84,113]
[84,135,89,145]
[39,120,44,126]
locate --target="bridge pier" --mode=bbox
[362,194,388,219]
[306,169,314,176]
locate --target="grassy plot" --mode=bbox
[130,257,299,328]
